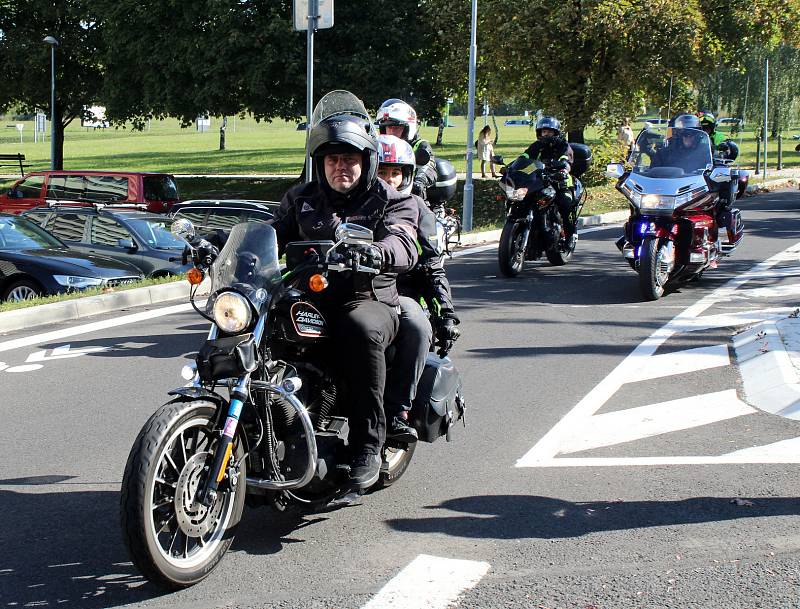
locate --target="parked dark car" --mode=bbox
[23,205,193,278]
[0,214,143,302]
[169,199,278,234]
[0,170,179,215]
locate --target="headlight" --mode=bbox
[212,291,252,333]
[53,275,103,289]
[640,194,677,211]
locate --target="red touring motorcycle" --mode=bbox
[120,220,465,589]
[607,124,744,300]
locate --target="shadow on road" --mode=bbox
[0,477,163,608]
[387,494,800,540]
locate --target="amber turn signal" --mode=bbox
[187,267,204,285]
[308,274,328,292]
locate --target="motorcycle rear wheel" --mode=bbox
[121,400,246,589]
[375,441,417,489]
[638,237,670,301]
[498,220,526,277]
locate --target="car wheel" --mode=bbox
[3,279,43,302]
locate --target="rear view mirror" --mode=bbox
[118,238,136,250]
[605,163,625,179]
[491,154,505,165]
[335,222,373,244]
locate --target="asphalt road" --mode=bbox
[2,188,800,609]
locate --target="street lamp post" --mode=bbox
[43,35,59,170]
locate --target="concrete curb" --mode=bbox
[734,316,800,419]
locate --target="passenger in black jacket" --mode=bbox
[271,112,418,489]
[376,134,460,443]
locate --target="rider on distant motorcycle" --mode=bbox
[271,103,419,490]
[377,99,438,203]
[507,116,577,236]
[376,134,460,443]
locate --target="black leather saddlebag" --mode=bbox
[196,334,257,381]
[410,353,464,443]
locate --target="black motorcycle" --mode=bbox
[494,154,588,277]
[120,220,465,589]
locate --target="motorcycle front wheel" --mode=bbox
[121,400,246,590]
[638,237,670,301]
[498,220,527,277]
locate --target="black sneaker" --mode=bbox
[386,415,418,443]
[349,452,381,489]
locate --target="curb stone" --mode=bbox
[734,315,800,420]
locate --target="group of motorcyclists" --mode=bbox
[200,90,740,491]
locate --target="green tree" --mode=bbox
[424,0,705,142]
[0,0,106,169]
[99,0,445,143]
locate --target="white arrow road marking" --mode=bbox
[0,302,194,355]
[361,554,490,609]
[4,364,44,373]
[0,362,7,372]
[517,239,800,468]
[559,390,755,454]
[25,344,109,363]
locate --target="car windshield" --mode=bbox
[143,175,179,200]
[630,127,713,177]
[0,216,64,250]
[127,218,187,249]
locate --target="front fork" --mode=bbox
[618,216,676,265]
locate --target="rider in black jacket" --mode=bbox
[271,110,419,489]
[508,116,577,235]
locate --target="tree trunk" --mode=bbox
[435,119,445,146]
[219,116,227,151]
[567,129,585,144]
[491,113,499,144]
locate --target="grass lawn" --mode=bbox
[4,114,796,175]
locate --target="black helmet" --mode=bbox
[535,116,562,139]
[308,114,379,198]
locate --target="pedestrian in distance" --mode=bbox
[477,125,498,178]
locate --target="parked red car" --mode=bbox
[0,170,179,214]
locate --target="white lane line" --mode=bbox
[559,390,754,454]
[528,454,800,466]
[725,436,800,457]
[629,344,730,383]
[0,303,193,354]
[517,239,800,468]
[361,554,490,609]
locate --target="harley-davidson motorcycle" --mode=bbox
[120,220,465,588]
[494,144,591,277]
[607,123,744,300]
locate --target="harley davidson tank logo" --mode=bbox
[290,302,328,337]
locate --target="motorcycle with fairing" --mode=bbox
[494,146,590,277]
[607,124,744,300]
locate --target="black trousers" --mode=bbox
[328,299,400,456]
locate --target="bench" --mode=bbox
[0,153,30,176]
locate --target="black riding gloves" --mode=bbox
[436,316,461,358]
[349,243,383,272]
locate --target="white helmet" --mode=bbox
[377,99,418,142]
[377,134,415,194]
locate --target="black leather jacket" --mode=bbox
[271,178,419,307]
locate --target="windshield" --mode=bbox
[310,90,371,129]
[630,127,713,177]
[0,216,64,250]
[208,222,282,299]
[143,175,179,200]
[127,218,187,249]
